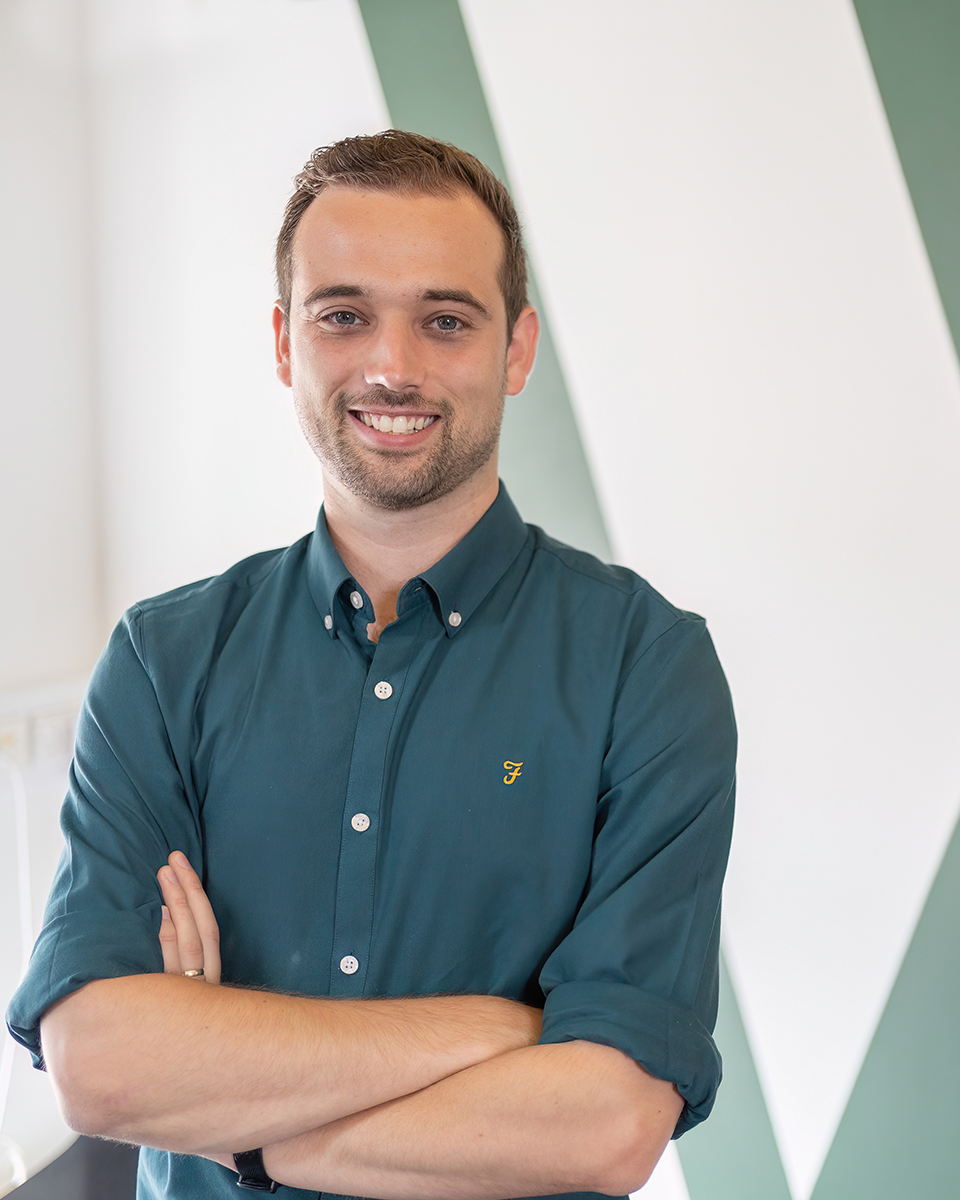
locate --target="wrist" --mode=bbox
[260,1124,337,1193]
[233,1147,278,1192]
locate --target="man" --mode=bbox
[7,130,736,1199]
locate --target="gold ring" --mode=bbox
[182,968,204,978]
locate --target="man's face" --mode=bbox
[274,186,537,511]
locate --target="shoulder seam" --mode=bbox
[131,546,292,616]
[613,615,708,703]
[530,535,691,621]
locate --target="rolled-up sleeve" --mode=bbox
[6,608,203,1066]
[537,617,736,1136]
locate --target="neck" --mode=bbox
[322,468,499,641]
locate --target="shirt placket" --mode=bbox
[329,602,429,996]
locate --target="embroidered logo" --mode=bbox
[503,761,523,785]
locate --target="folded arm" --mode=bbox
[40,854,542,1155]
[252,1039,683,1199]
[146,857,681,1197]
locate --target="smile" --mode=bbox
[354,412,438,435]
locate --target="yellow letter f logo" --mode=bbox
[503,761,523,785]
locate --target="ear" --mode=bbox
[504,306,540,397]
[273,303,292,388]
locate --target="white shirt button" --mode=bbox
[324,614,333,630]
[339,955,359,975]
[351,813,370,832]
[448,611,462,627]
[374,680,393,700]
[349,590,364,609]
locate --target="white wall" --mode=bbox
[0,0,102,693]
[0,7,106,1166]
[0,0,392,686]
[87,0,388,619]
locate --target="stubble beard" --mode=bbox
[296,385,505,512]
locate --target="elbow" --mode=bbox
[48,1070,130,1142]
[594,1157,660,1197]
[579,1078,684,1196]
[40,985,138,1140]
[50,1085,117,1141]
[43,1048,113,1139]
[585,1126,666,1197]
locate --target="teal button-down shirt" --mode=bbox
[8,486,736,1200]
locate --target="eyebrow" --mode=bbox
[301,284,368,309]
[300,284,493,322]
[421,289,493,321]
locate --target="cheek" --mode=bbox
[289,349,343,398]
[290,330,352,380]
[439,349,503,392]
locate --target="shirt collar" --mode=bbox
[306,483,529,639]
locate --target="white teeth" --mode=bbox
[358,412,436,435]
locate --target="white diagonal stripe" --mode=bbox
[463,1,960,1195]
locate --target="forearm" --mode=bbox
[41,975,540,1154]
[258,1040,684,1199]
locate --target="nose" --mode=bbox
[363,319,425,393]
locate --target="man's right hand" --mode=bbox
[157,852,221,984]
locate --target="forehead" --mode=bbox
[289,186,505,303]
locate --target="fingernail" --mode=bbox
[160,905,170,920]
[172,851,190,868]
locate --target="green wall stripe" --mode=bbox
[810,809,960,1197]
[853,0,960,364]
[678,956,793,1200]
[356,0,612,559]
[358,0,506,181]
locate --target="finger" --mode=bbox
[158,864,188,974]
[157,904,182,974]
[158,861,206,977]
[169,852,222,985]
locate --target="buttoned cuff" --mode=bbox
[538,980,722,1136]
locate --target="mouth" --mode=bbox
[351,410,438,436]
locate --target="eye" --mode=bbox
[432,315,464,332]
[329,310,361,326]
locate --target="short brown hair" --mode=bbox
[275,129,528,330]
